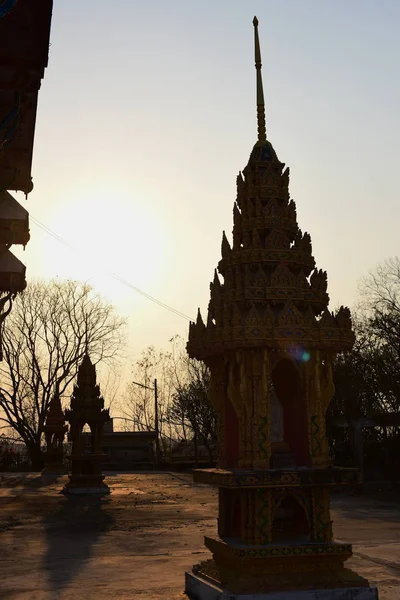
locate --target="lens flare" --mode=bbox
[287,345,311,362]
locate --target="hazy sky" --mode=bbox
[12,0,400,364]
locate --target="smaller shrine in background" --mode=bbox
[42,387,68,474]
[64,354,110,494]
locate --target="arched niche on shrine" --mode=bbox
[271,357,311,467]
[271,494,311,544]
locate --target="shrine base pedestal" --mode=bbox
[185,572,379,600]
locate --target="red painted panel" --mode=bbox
[272,359,311,467]
[224,395,239,467]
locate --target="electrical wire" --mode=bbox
[29,215,194,322]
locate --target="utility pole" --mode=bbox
[153,378,161,469]
[131,378,161,469]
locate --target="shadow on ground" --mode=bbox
[332,490,400,522]
[0,471,47,491]
[42,492,115,593]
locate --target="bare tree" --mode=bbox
[360,257,400,314]
[99,364,122,413]
[0,279,126,469]
[121,345,176,442]
[359,258,400,362]
[121,336,216,462]
[167,360,216,464]
[327,259,400,474]
[358,258,400,410]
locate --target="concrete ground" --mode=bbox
[0,472,399,600]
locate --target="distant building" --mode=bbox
[170,438,217,466]
[78,419,157,470]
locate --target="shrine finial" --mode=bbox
[253,16,266,143]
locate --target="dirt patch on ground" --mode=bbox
[0,472,399,599]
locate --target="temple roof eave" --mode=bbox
[187,333,355,362]
[218,251,316,277]
[64,407,110,423]
[43,423,68,433]
[187,315,355,360]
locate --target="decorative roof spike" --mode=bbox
[335,306,352,329]
[282,166,290,187]
[207,305,216,328]
[221,231,231,259]
[45,388,66,428]
[77,352,96,384]
[233,202,241,223]
[302,232,312,255]
[310,269,328,293]
[319,309,336,328]
[196,308,205,328]
[253,16,267,143]
[213,269,221,287]
[304,306,317,326]
[288,199,297,220]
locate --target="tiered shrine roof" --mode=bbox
[188,19,354,361]
[66,354,109,422]
[44,389,67,433]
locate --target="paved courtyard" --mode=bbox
[0,472,399,599]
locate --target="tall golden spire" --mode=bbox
[253,16,266,143]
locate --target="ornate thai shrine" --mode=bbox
[185,18,378,600]
[42,387,68,474]
[64,354,110,494]
[0,1,53,356]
